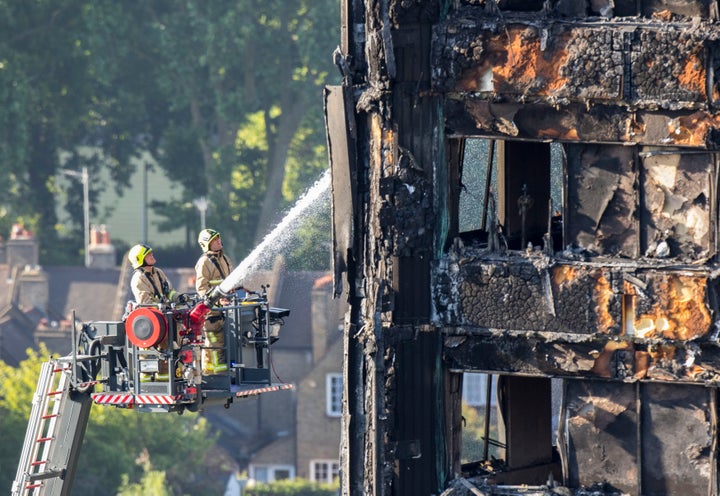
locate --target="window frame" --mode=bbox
[248,463,295,483]
[310,459,340,484]
[326,372,343,417]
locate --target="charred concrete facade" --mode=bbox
[326,1,720,495]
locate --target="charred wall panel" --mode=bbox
[564,380,639,494]
[566,144,638,256]
[640,0,719,18]
[393,331,441,494]
[563,381,716,495]
[433,18,713,109]
[455,260,608,334]
[325,85,357,297]
[441,256,718,382]
[434,11,720,148]
[640,383,715,496]
[339,0,720,494]
[641,149,713,261]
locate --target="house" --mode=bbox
[245,274,344,485]
[0,224,347,487]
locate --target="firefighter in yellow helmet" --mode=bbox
[195,229,233,374]
[128,244,182,305]
[128,243,185,381]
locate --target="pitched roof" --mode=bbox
[0,264,13,309]
[45,266,122,322]
[0,305,42,366]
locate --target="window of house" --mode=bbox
[249,464,294,483]
[310,459,340,484]
[326,373,343,417]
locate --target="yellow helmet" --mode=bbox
[198,228,220,252]
[128,244,153,269]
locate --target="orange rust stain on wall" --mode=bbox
[635,276,710,340]
[537,127,579,140]
[648,344,675,363]
[634,350,649,379]
[594,271,615,333]
[458,27,569,96]
[491,28,569,95]
[667,111,720,146]
[591,341,631,378]
[553,265,578,287]
[677,54,707,97]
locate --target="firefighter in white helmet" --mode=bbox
[128,243,184,381]
[195,229,233,374]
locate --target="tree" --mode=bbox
[461,401,499,464]
[0,346,223,496]
[0,0,339,265]
[117,465,173,496]
[81,0,339,258]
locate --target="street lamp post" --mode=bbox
[61,166,90,267]
[193,197,208,230]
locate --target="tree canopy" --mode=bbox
[0,0,338,265]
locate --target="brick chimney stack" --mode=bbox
[6,223,38,269]
[4,224,49,311]
[16,264,49,312]
[88,224,117,269]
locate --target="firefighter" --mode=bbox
[128,243,184,381]
[128,244,183,305]
[195,229,233,374]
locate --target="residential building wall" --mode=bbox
[295,337,343,480]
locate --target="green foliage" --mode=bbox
[0,346,222,496]
[0,345,49,492]
[461,402,499,464]
[245,477,339,496]
[116,453,173,496]
[0,0,339,265]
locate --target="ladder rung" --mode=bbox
[31,460,47,466]
[26,483,42,489]
[36,437,53,443]
[41,413,59,419]
[47,390,64,396]
[28,468,64,482]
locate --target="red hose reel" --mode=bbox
[125,307,168,348]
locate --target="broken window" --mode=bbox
[456,139,563,251]
[461,373,501,465]
[458,139,498,236]
[460,374,562,481]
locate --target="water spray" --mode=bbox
[190,169,331,324]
